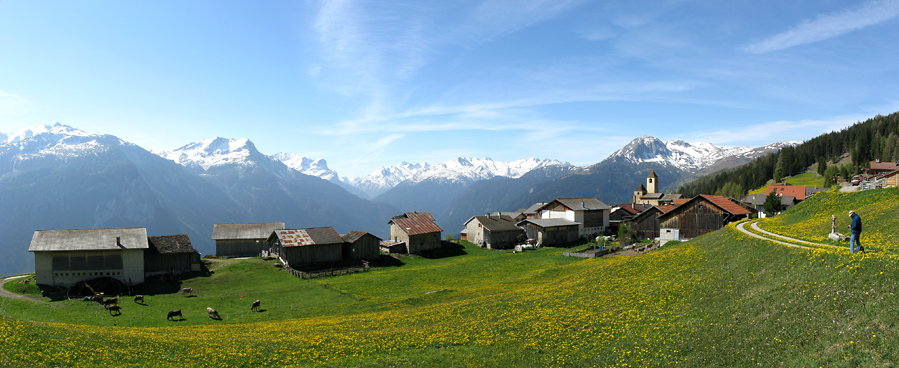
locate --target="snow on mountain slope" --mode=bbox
[271,153,339,182]
[608,136,754,171]
[158,137,263,172]
[0,123,124,158]
[346,157,568,198]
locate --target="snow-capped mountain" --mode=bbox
[271,153,339,182]
[345,157,569,198]
[0,123,126,158]
[157,137,295,178]
[609,136,756,171]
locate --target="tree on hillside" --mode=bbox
[817,157,827,176]
[763,191,781,217]
[823,165,839,187]
[773,154,785,183]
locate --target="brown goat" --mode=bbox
[167,310,183,320]
[106,305,122,315]
[134,295,144,303]
[207,307,221,320]
[102,297,118,306]
[250,299,261,312]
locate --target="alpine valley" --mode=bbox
[0,124,795,276]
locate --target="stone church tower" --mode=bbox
[646,171,659,194]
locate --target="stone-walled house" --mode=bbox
[212,222,285,257]
[463,214,523,249]
[28,228,149,287]
[389,212,444,254]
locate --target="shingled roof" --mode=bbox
[147,234,195,254]
[698,194,751,215]
[545,198,611,211]
[341,230,381,243]
[28,228,149,252]
[271,227,343,248]
[211,222,285,240]
[516,218,580,228]
[464,215,521,232]
[390,212,444,236]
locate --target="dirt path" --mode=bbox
[0,275,43,302]
[736,221,845,251]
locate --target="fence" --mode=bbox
[283,262,369,279]
[860,178,886,191]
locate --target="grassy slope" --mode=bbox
[1,187,899,367]
[748,171,826,194]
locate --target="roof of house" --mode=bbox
[657,204,677,213]
[672,198,690,205]
[147,234,195,254]
[522,202,547,215]
[340,230,381,243]
[211,222,285,240]
[389,212,444,236]
[614,203,645,215]
[544,198,611,211]
[28,228,150,252]
[640,193,666,200]
[464,215,521,232]
[780,196,797,205]
[635,183,647,192]
[764,184,807,201]
[516,218,580,228]
[659,195,750,221]
[742,193,767,206]
[491,210,524,219]
[271,227,343,248]
[869,161,899,171]
[876,168,899,179]
[380,240,405,248]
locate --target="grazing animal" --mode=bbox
[106,305,122,315]
[207,307,221,319]
[250,299,261,312]
[180,288,193,296]
[102,297,118,306]
[134,295,144,303]
[167,310,183,321]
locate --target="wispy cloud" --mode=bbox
[743,0,899,54]
[0,90,29,115]
[691,115,868,145]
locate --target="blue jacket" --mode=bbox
[850,214,862,234]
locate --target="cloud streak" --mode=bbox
[743,0,899,54]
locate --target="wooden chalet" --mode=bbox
[515,218,580,247]
[868,160,899,175]
[28,228,149,287]
[211,222,285,258]
[340,231,381,261]
[659,195,751,242]
[627,204,675,240]
[877,169,899,188]
[464,214,523,250]
[145,234,202,276]
[537,198,611,237]
[388,212,443,254]
[609,203,644,235]
[522,202,547,220]
[269,227,344,268]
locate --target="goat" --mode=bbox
[102,297,118,306]
[251,299,261,312]
[207,307,221,320]
[167,310,183,321]
[134,295,144,304]
[106,305,122,315]
[180,288,193,296]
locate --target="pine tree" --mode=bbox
[763,191,781,217]
[817,157,827,176]
[773,153,785,183]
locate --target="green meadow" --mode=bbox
[1,187,898,367]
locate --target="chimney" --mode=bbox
[486,213,490,218]
[116,237,121,247]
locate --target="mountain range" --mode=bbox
[0,123,797,276]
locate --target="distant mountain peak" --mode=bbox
[609,136,754,172]
[158,137,264,172]
[271,153,340,182]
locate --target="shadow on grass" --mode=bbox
[418,241,468,260]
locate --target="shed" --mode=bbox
[388,212,443,254]
[464,214,523,249]
[340,231,381,261]
[515,218,580,247]
[627,206,664,240]
[28,228,149,287]
[211,222,285,258]
[659,194,751,242]
[379,240,406,254]
[145,234,202,276]
[269,227,344,268]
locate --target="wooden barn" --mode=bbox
[340,231,381,261]
[211,222,285,258]
[388,212,443,254]
[659,195,751,242]
[269,227,344,268]
[145,234,202,276]
[515,218,580,247]
[463,214,523,250]
[28,228,149,287]
[627,205,675,240]
[609,203,644,235]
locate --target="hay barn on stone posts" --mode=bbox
[463,214,523,250]
[28,228,149,287]
[388,212,443,254]
[212,222,285,257]
[145,234,202,276]
[269,227,344,268]
[340,231,381,261]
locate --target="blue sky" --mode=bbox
[2,1,899,178]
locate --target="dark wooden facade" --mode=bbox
[658,195,750,240]
[215,239,265,258]
[517,220,579,246]
[628,207,662,240]
[341,231,381,261]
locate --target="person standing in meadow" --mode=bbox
[848,210,863,253]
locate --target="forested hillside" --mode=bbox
[679,112,899,197]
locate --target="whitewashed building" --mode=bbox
[28,228,149,287]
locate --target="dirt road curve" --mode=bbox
[0,275,43,302]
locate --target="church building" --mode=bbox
[632,171,682,206]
